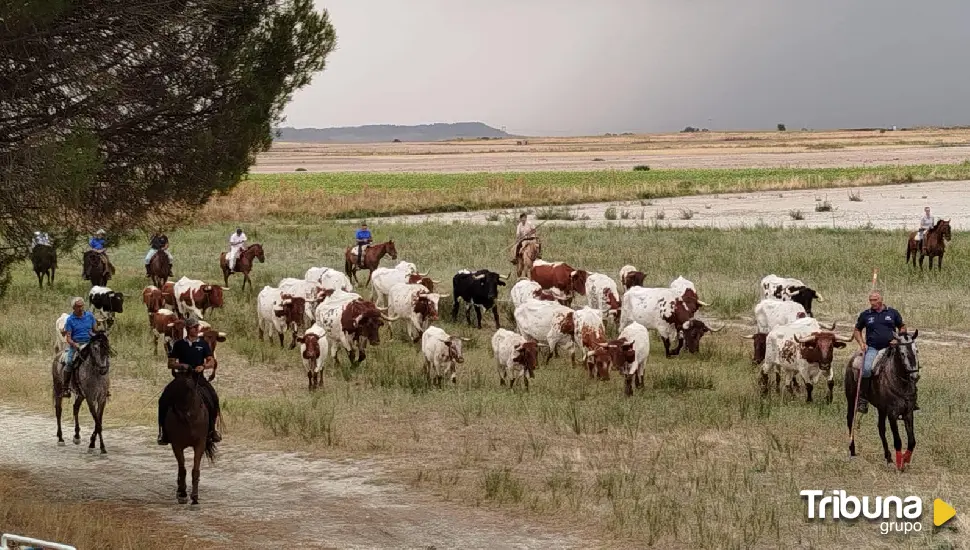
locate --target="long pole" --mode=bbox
[849,268,878,450]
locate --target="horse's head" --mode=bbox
[890,329,920,383]
[87,331,112,375]
[250,243,265,262]
[938,220,952,241]
[385,240,398,260]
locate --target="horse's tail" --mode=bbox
[905,239,911,261]
[204,436,217,464]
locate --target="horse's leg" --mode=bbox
[846,375,857,456]
[96,398,106,454]
[888,416,904,470]
[191,441,203,505]
[475,305,483,329]
[72,396,83,444]
[86,398,99,452]
[55,393,64,444]
[365,269,373,288]
[902,412,916,466]
[174,445,188,504]
[877,410,891,465]
[36,270,43,288]
[491,305,501,329]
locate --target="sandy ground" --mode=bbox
[251,144,970,173]
[0,407,588,549]
[377,180,970,231]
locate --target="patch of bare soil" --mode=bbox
[0,407,590,549]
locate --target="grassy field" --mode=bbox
[202,162,970,221]
[1,218,968,548]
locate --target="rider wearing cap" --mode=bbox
[157,316,222,445]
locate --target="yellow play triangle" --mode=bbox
[934,499,956,527]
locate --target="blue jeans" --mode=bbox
[862,346,881,378]
[65,343,87,373]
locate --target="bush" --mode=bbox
[632,165,651,171]
[777,123,787,131]
[604,207,617,220]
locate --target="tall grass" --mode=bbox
[203,163,970,221]
[1,220,968,548]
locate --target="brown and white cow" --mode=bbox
[370,267,438,308]
[150,308,185,356]
[509,279,569,308]
[198,323,228,381]
[317,298,387,365]
[513,299,576,364]
[256,286,306,349]
[529,260,588,305]
[420,326,469,387]
[584,273,622,324]
[173,276,226,319]
[492,328,540,391]
[618,285,710,357]
[585,321,651,396]
[385,283,447,342]
[142,285,165,325]
[759,317,851,403]
[297,323,328,391]
[573,306,607,375]
[618,265,646,291]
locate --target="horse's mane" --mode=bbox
[875,344,917,410]
[933,219,947,230]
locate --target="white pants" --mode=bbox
[228,246,244,269]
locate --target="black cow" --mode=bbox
[88,286,124,330]
[451,269,507,329]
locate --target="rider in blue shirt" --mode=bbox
[852,290,917,414]
[61,297,97,398]
[89,229,106,252]
[355,222,372,267]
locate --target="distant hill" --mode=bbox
[273,122,515,143]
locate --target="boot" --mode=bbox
[857,377,872,414]
[145,263,152,277]
[157,425,168,445]
[61,369,72,399]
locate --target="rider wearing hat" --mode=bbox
[158,316,222,445]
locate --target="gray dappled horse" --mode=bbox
[52,331,111,454]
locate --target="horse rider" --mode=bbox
[60,297,97,399]
[355,221,372,268]
[158,316,223,446]
[510,213,540,264]
[145,230,173,276]
[852,290,919,414]
[83,229,108,280]
[31,230,51,251]
[227,227,247,272]
[916,206,935,254]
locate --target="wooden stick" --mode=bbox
[849,267,878,452]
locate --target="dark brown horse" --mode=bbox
[83,251,114,287]
[845,330,920,471]
[163,370,217,505]
[906,219,951,270]
[220,243,264,291]
[31,244,57,288]
[344,240,398,287]
[148,247,173,288]
[52,331,111,453]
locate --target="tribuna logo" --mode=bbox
[801,490,923,534]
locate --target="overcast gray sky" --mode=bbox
[281,1,970,136]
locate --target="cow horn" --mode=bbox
[431,279,442,284]
[708,323,725,333]
[437,293,450,298]
[459,337,471,341]
[741,334,756,340]
[794,334,816,344]
[697,299,710,306]
[218,331,227,338]
[815,293,825,303]
[382,313,400,322]
[220,286,230,290]
[376,306,388,312]
[421,270,431,277]
[835,334,853,342]
[824,320,837,330]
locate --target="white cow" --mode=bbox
[669,276,696,294]
[618,265,645,291]
[586,321,650,395]
[513,299,575,363]
[754,299,807,334]
[296,323,328,391]
[509,279,568,308]
[256,286,304,349]
[491,328,540,391]
[421,326,469,386]
[573,306,607,367]
[172,276,206,319]
[385,283,447,342]
[619,285,708,357]
[584,273,622,324]
[305,266,354,293]
[394,261,419,274]
[759,317,851,403]
[760,274,824,317]
[370,267,437,308]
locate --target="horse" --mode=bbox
[83,251,114,287]
[148,247,173,288]
[52,331,111,454]
[163,370,217,505]
[343,240,398,287]
[844,330,920,471]
[906,219,951,270]
[219,243,264,292]
[514,239,541,279]
[30,244,56,288]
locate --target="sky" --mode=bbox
[281,0,970,136]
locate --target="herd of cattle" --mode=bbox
[57,254,851,399]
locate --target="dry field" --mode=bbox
[1,217,968,549]
[252,128,970,173]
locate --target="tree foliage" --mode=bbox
[0,0,337,294]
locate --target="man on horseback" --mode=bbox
[510,213,540,264]
[355,221,372,269]
[145,231,172,277]
[853,290,919,414]
[60,297,97,399]
[83,229,108,281]
[158,317,222,446]
[32,230,51,250]
[915,207,934,255]
[227,227,247,272]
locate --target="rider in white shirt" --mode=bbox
[227,228,247,271]
[916,207,934,253]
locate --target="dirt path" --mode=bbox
[377,180,970,230]
[0,407,589,549]
[252,144,970,173]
